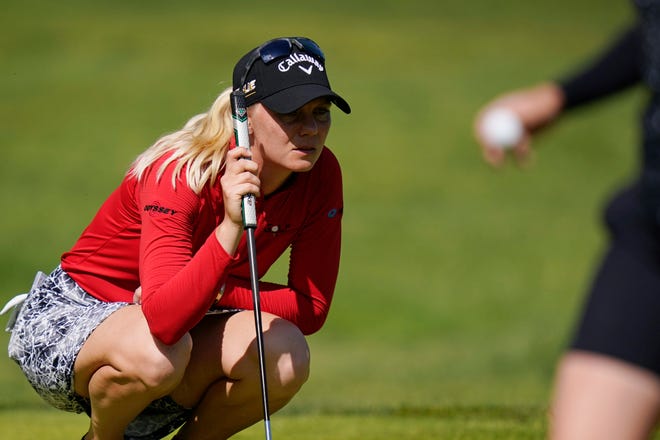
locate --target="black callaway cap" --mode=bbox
[232,37,351,114]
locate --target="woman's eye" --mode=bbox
[278,111,299,123]
[276,105,331,124]
[314,108,331,122]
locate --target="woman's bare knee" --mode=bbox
[264,318,310,399]
[175,312,310,407]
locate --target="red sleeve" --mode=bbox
[138,161,236,345]
[217,149,342,334]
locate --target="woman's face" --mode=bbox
[248,97,332,176]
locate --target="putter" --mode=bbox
[230,89,273,440]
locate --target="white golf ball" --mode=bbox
[481,107,523,149]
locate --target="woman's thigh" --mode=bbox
[551,351,660,440]
[73,304,192,398]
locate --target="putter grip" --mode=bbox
[230,90,258,228]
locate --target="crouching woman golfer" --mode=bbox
[4,36,350,439]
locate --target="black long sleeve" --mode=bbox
[559,25,644,110]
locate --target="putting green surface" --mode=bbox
[3,0,658,438]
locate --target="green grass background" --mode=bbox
[1,0,656,438]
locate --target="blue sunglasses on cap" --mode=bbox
[238,37,325,87]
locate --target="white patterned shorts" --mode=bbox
[7,266,191,439]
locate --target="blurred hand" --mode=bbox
[133,286,142,304]
[474,82,565,167]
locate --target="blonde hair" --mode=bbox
[130,86,234,194]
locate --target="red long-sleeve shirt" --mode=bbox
[61,147,342,344]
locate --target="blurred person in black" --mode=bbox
[474,2,660,439]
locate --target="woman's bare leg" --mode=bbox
[550,351,660,440]
[74,305,193,440]
[172,311,310,440]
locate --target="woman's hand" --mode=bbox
[474,82,565,167]
[215,147,261,254]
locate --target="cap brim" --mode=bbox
[261,84,351,114]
